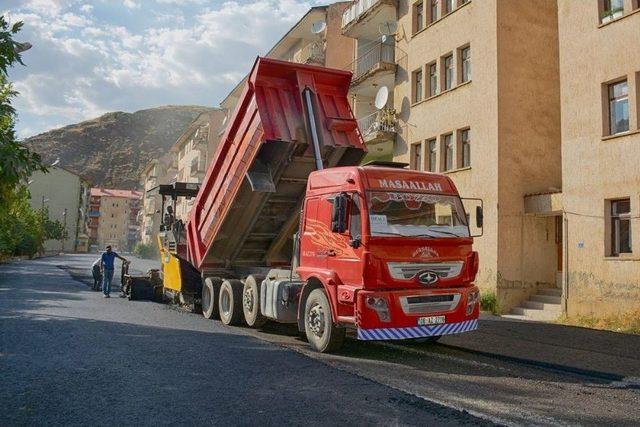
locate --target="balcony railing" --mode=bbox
[353,43,395,80]
[293,41,325,65]
[342,0,380,28]
[357,108,397,139]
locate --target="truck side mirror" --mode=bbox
[476,206,484,229]
[331,193,348,233]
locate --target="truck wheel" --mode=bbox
[202,277,222,319]
[219,279,244,326]
[243,275,267,328]
[304,288,345,353]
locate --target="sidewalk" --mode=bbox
[440,312,640,380]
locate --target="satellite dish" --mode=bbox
[311,21,326,35]
[378,21,398,36]
[374,86,389,110]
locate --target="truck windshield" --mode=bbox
[367,191,469,238]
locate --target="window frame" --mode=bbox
[608,198,632,256]
[427,138,437,172]
[459,45,471,84]
[443,0,455,15]
[429,0,438,24]
[605,78,629,136]
[427,61,438,97]
[458,128,471,168]
[413,67,424,103]
[441,133,454,172]
[413,0,424,33]
[410,141,423,170]
[442,53,454,91]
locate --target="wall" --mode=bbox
[393,0,501,297]
[495,0,562,310]
[324,2,356,70]
[558,0,640,317]
[28,167,82,252]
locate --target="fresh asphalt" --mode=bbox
[1,254,639,426]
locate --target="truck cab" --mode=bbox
[296,166,480,349]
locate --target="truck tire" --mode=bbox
[219,279,244,326]
[304,288,345,353]
[242,275,267,328]
[202,277,222,319]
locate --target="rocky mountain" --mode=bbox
[24,105,213,189]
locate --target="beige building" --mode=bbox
[171,109,226,222]
[88,188,142,251]
[557,0,640,317]
[28,166,91,253]
[386,0,562,315]
[139,154,175,244]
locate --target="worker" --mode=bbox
[100,245,128,298]
[91,257,102,291]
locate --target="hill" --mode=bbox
[24,105,213,188]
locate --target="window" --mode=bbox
[460,46,471,83]
[443,0,455,14]
[429,0,438,23]
[443,54,454,90]
[414,1,424,33]
[600,0,624,23]
[413,68,423,103]
[608,80,629,135]
[428,62,438,97]
[610,199,632,256]
[460,128,471,168]
[427,139,437,172]
[349,194,362,239]
[410,142,422,170]
[442,134,454,171]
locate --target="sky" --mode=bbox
[3,0,325,138]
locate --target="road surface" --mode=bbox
[1,254,638,426]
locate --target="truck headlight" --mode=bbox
[466,290,479,316]
[366,296,390,322]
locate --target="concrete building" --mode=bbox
[220,3,355,123]
[139,154,175,244]
[171,109,226,222]
[556,0,640,317]
[386,0,563,316]
[28,166,91,253]
[88,188,142,251]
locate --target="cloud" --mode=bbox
[6,0,319,138]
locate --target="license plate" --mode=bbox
[417,315,445,326]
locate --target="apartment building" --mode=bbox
[391,0,562,314]
[220,3,355,122]
[171,109,226,222]
[139,154,175,244]
[88,188,142,251]
[557,0,640,317]
[341,0,399,162]
[28,166,91,253]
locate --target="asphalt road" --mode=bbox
[1,254,639,426]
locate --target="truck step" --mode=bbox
[531,294,562,304]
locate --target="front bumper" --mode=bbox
[355,286,479,341]
[357,319,478,340]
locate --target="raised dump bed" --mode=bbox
[186,58,366,272]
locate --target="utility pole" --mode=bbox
[61,208,67,253]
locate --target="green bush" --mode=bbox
[480,290,500,315]
[133,242,159,259]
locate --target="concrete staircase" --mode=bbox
[504,288,562,322]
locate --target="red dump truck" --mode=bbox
[158,57,482,352]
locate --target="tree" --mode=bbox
[0,16,47,205]
[0,15,49,258]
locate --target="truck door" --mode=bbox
[326,192,364,288]
[299,197,327,270]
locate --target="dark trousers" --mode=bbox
[92,266,102,290]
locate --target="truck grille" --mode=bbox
[399,294,461,314]
[387,262,464,280]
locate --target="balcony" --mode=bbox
[293,41,325,65]
[350,43,396,94]
[358,109,396,162]
[342,0,397,39]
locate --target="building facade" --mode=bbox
[28,166,91,253]
[139,154,175,244]
[390,0,562,314]
[171,109,226,222]
[88,188,142,251]
[557,0,640,317]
